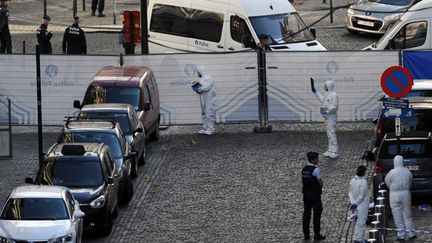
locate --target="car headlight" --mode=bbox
[0,237,14,243]
[90,195,106,208]
[50,234,73,243]
[347,8,354,15]
[383,13,403,21]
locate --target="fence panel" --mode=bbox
[0,95,12,159]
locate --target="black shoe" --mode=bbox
[91,11,96,16]
[304,235,310,240]
[98,13,106,17]
[314,234,326,241]
[408,235,417,240]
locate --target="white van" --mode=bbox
[364,0,431,50]
[147,0,326,53]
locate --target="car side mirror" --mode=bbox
[376,95,385,101]
[25,177,34,184]
[134,127,143,133]
[73,100,81,109]
[372,118,378,125]
[107,177,114,184]
[73,210,85,219]
[125,151,137,160]
[310,28,316,39]
[362,150,375,161]
[144,102,151,112]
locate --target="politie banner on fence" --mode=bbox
[403,50,432,80]
[0,51,399,125]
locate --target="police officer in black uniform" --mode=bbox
[62,16,87,55]
[0,0,12,54]
[36,15,52,54]
[302,152,326,241]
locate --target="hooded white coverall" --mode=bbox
[195,66,216,134]
[385,155,415,239]
[314,80,339,157]
[349,175,369,242]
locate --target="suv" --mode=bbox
[57,118,134,202]
[73,66,161,141]
[373,132,432,199]
[79,103,147,175]
[26,143,119,236]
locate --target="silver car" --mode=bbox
[345,0,421,34]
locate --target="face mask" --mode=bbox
[324,85,328,92]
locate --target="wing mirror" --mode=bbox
[144,102,151,112]
[372,117,378,124]
[24,177,34,184]
[362,150,375,161]
[134,127,143,133]
[73,211,85,219]
[73,100,81,109]
[376,95,385,101]
[124,151,137,160]
[310,28,316,39]
[107,177,114,184]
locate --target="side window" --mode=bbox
[231,15,251,43]
[65,192,75,216]
[189,9,224,42]
[391,21,428,49]
[144,86,151,105]
[105,151,114,173]
[151,77,159,96]
[150,4,189,37]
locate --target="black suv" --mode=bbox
[373,131,432,199]
[79,103,146,178]
[26,143,119,236]
[57,118,134,204]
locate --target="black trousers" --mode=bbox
[0,29,12,54]
[91,0,105,13]
[302,196,323,237]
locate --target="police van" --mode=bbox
[147,0,326,53]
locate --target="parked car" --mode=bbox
[373,82,432,147]
[346,0,421,35]
[27,143,120,236]
[0,185,85,243]
[373,132,432,200]
[79,103,147,173]
[57,118,135,201]
[73,66,161,141]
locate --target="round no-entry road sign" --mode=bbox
[381,66,413,98]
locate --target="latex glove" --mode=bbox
[310,78,316,93]
[192,85,201,94]
[349,204,357,211]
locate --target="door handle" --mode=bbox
[217,45,224,49]
[228,47,235,51]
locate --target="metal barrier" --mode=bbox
[0,96,12,159]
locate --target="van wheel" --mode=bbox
[131,157,138,179]
[149,123,160,141]
[120,176,134,205]
[138,147,146,166]
[100,210,113,236]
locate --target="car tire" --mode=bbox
[138,146,146,166]
[347,28,358,34]
[149,122,160,141]
[131,157,138,179]
[100,209,113,236]
[120,176,134,204]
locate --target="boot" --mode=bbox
[98,12,106,17]
[91,11,96,16]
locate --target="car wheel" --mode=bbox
[347,28,358,34]
[131,157,138,179]
[120,176,134,204]
[100,209,113,236]
[138,146,146,166]
[112,203,118,219]
[149,122,160,141]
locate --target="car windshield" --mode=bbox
[0,198,68,220]
[40,160,103,188]
[79,112,132,135]
[59,132,123,158]
[405,90,432,97]
[372,0,412,6]
[249,13,314,44]
[86,86,141,112]
[379,140,432,159]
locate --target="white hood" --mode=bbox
[0,220,70,240]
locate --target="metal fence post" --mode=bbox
[73,0,78,17]
[22,41,26,54]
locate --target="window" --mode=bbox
[58,132,123,158]
[65,192,75,217]
[144,86,151,105]
[79,111,132,135]
[0,198,69,220]
[231,16,252,43]
[86,86,142,112]
[379,140,432,159]
[391,21,427,49]
[150,4,224,42]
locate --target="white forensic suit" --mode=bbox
[195,66,216,135]
[385,155,416,240]
[349,175,369,242]
[314,80,339,159]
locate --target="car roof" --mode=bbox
[91,66,152,87]
[81,103,132,113]
[10,185,67,199]
[384,131,432,140]
[65,120,118,131]
[412,81,432,90]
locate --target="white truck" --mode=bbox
[364,0,431,50]
[147,0,326,53]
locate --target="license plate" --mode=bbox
[357,20,374,27]
[406,165,419,171]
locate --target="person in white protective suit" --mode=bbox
[311,78,339,159]
[385,155,416,241]
[191,66,216,135]
[349,165,369,243]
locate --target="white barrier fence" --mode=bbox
[0,51,398,125]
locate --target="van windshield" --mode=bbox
[250,13,314,44]
[86,86,141,111]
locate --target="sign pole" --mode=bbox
[36,45,43,166]
[395,117,401,155]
